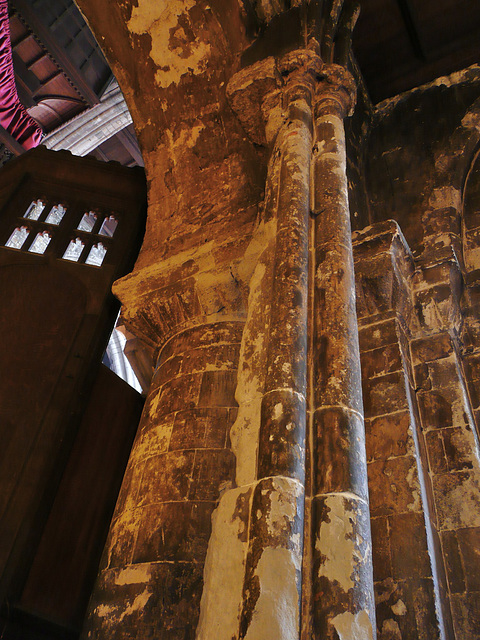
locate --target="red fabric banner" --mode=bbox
[0,0,43,149]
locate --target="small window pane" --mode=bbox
[6,226,29,249]
[24,199,45,220]
[85,242,106,266]
[63,238,85,262]
[99,215,118,237]
[28,231,52,254]
[78,211,97,232]
[45,203,67,225]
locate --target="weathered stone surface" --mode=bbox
[258,389,306,480]
[365,411,412,462]
[312,494,375,640]
[314,407,369,500]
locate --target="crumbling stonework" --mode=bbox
[71,1,480,639]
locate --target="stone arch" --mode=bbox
[422,95,480,267]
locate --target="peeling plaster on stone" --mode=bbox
[231,234,275,486]
[196,487,251,640]
[461,110,480,131]
[264,478,302,553]
[127,0,211,89]
[391,599,407,616]
[118,589,152,622]
[148,387,162,419]
[115,564,151,585]
[243,547,300,640]
[95,604,116,618]
[421,298,445,332]
[381,618,402,639]
[428,186,461,211]
[331,610,374,640]
[273,402,283,420]
[438,472,480,530]
[315,495,362,592]
[166,123,206,162]
[405,462,421,512]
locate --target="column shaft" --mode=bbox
[239,51,320,640]
[310,65,376,639]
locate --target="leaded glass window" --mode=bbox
[24,199,45,220]
[63,238,85,262]
[99,215,118,237]
[45,203,67,225]
[77,211,97,232]
[28,231,52,254]
[6,226,29,249]
[85,242,106,266]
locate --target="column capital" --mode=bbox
[277,49,323,106]
[314,63,356,119]
[227,49,323,146]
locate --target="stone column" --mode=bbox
[81,260,245,639]
[310,64,376,639]
[237,49,322,640]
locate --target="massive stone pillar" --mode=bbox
[309,64,376,639]
[81,259,245,639]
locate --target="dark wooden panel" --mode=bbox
[20,366,143,629]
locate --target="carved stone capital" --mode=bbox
[314,63,356,119]
[277,49,323,106]
[227,49,323,146]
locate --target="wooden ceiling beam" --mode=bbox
[115,127,144,167]
[12,0,100,106]
[0,124,25,156]
[395,0,427,61]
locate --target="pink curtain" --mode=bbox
[0,0,43,149]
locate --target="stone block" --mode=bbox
[440,530,466,594]
[188,449,236,500]
[139,451,196,504]
[425,430,448,474]
[371,516,392,582]
[375,577,440,640]
[105,507,143,570]
[433,470,480,530]
[160,322,243,361]
[363,371,408,418]
[358,318,398,352]
[314,406,368,500]
[156,373,203,416]
[170,407,232,450]
[258,389,307,481]
[417,390,453,430]
[198,370,238,408]
[451,592,480,640]
[182,343,240,374]
[360,343,403,380]
[442,427,475,472]
[457,526,480,591]
[133,501,215,563]
[389,512,431,580]
[152,355,183,390]
[365,410,412,462]
[82,562,204,639]
[368,455,420,517]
